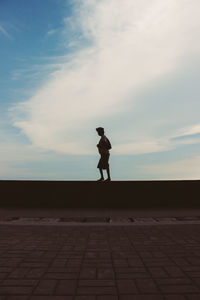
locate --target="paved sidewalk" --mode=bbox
[0,224,200,299]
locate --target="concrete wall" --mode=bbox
[0,180,199,208]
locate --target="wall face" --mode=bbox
[1,180,199,208]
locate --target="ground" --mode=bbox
[0,214,200,299]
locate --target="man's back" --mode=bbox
[97,135,111,154]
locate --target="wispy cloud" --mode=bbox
[113,132,200,155]
[0,129,48,179]
[172,124,200,140]
[11,62,63,81]
[141,155,200,180]
[0,24,12,40]
[12,0,200,155]
[113,139,173,155]
[47,29,57,36]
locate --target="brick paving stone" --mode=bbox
[48,267,80,273]
[186,295,200,300]
[182,266,200,272]
[9,268,29,278]
[171,258,191,267]
[79,280,115,286]
[116,272,150,279]
[97,268,115,279]
[119,295,164,300]
[0,286,34,294]
[20,262,49,268]
[117,279,138,294]
[187,258,200,265]
[3,279,38,286]
[77,286,117,295]
[113,259,129,267]
[164,296,186,300]
[115,267,150,279]
[7,297,29,300]
[83,260,112,267]
[112,251,137,259]
[153,251,167,258]
[51,260,68,267]
[159,285,200,293]
[55,279,77,295]
[164,266,186,277]
[30,297,73,300]
[156,278,193,285]
[128,258,144,267]
[0,267,13,272]
[140,251,153,258]
[75,296,96,300]
[148,267,169,278]
[44,272,79,279]
[85,252,110,259]
[193,277,200,286]
[26,268,46,278]
[1,258,23,267]
[79,268,96,279]
[186,272,200,278]
[0,273,9,280]
[115,267,146,273]
[136,278,160,293]
[97,296,118,300]
[142,258,174,267]
[67,259,82,267]
[33,279,57,295]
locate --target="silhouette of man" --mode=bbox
[96,127,111,182]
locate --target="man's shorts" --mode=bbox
[97,153,110,169]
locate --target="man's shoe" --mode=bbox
[104,178,111,182]
[97,178,104,182]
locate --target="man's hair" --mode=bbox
[96,127,104,134]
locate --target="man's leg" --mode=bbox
[105,167,111,181]
[100,168,104,179]
[97,168,104,181]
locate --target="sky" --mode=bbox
[0,0,200,180]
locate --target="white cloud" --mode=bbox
[141,155,200,180]
[112,134,200,155]
[0,142,48,164]
[47,29,57,36]
[0,138,48,179]
[173,124,200,139]
[0,24,12,39]
[113,139,173,155]
[12,0,200,155]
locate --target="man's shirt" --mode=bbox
[97,135,111,154]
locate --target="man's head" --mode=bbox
[96,127,104,136]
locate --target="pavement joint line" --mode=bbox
[1,219,200,226]
[1,216,200,226]
[0,216,200,222]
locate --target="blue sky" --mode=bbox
[1,0,200,180]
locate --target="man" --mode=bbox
[96,127,111,182]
